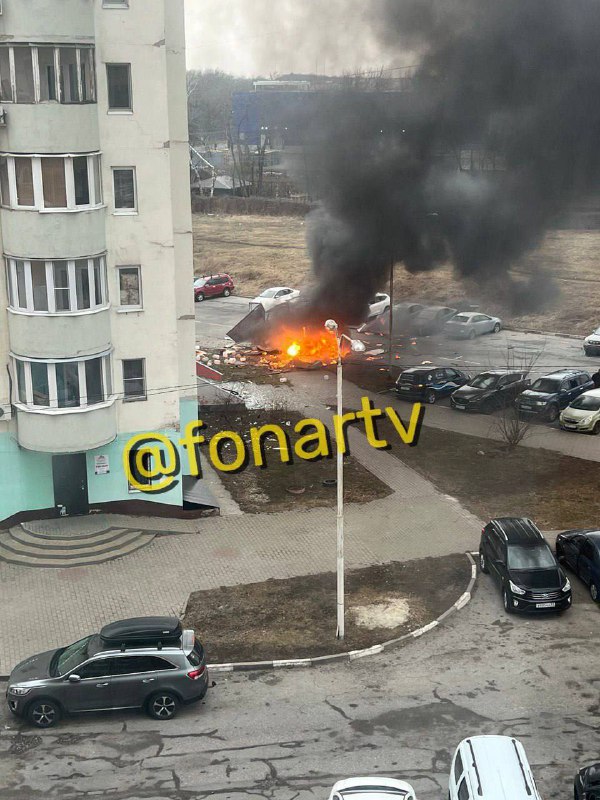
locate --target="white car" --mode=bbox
[584,326,600,356]
[445,311,502,339]
[328,777,416,800]
[367,293,390,319]
[249,287,300,313]
[560,388,600,434]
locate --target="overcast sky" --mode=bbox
[184,0,400,77]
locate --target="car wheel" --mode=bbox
[546,405,559,423]
[468,329,477,340]
[493,323,501,333]
[223,288,231,297]
[196,293,204,302]
[27,698,61,728]
[147,692,180,721]
[479,551,489,574]
[593,421,600,435]
[425,390,437,404]
[503,587,514,614]
[591,583,599,603]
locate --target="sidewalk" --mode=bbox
[0,406,482,674]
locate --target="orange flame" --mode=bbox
[263,326,340,368]
[287,342,301,357]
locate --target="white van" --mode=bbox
[449,735,542,800]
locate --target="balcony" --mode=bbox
[8,306,111,360]
[15,401,117,453]
[0,103,100,153]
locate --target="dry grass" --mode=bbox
[193,213,600,335]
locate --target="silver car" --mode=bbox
[6,617,209,728]
[445,311,502,339]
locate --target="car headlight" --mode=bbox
[509,580,526,596]
[562,578,571,592]
[8,686,32,696]
[582,415,595,424]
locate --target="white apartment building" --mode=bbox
[0,0,196,522]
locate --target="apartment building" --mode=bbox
[0,0,196,522]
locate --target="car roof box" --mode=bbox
[100,616,182,647]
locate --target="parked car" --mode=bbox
[366,292,390,319]
[559,388,600,434]
[396,365,470,404]
[479,517,571,614]
[444,311,502,339]
[6,616,209,728]
[574,762,600,800]
[194,273,234,301]
[583,326,600,356]
[556,529,600,602]
[328,777,416,800]
[358,301,422,334]
[249,286,300,313]
[450,370,530,412]
[515,369,594,422]
[413,305,457,335]
[450,735,542,800]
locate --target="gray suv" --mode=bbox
[6,616,209,728]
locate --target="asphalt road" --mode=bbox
[1,574,598,799]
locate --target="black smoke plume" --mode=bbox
[297,0,600,324]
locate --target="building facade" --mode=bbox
[0,0,196,522]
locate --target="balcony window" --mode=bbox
[6,255,108,313]
[14,47,35,103]
[112,167,137,212]
[0,44,95,104]
[122,359,146,401]
[0,153,103,211]
[106,63,132,111]
[117,265,142,308]
[13,354,113,410]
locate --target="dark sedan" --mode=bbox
[396,366,470,404]
[451,370,530,412]
[574,763,600,800]
[556,529,600,602]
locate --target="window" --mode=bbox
[454,752,464,783]
[13,47,35,103]
[118,266,142,308]
[112,167,136,211]
[6,256,107,313]
[0,154,102,211]
[14,157,35,206]
[457,778,470,800]
[77,659,113,680]
[0,45,95,104]
[13,354,113,410]
[111,656,176,675]
[122,359,146,401]
[42,157,67,208]
[106,63,132,110]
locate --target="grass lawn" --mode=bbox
[375,422,600,530]
[193,212,600,336]
[200,405,391,513]
[183,554,470,662]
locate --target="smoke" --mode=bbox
[299,0,600,322]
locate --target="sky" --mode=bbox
[184,0,402,77]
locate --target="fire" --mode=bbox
[263,326,341,368]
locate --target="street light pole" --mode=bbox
[324,320,365,641]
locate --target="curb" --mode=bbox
[207,553,477,673]
[503,325,583,341]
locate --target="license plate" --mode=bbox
[536,602,555,608]
[454,403,465,409]
[400,386,410,391]
[521,404,531,410]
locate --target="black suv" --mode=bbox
[575,763,600,800]
[515,369,593,422]
[479,518,572,614]
[396,366,470,404]
[450,370,530,412]
[6,617,209,728]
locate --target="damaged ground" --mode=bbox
[183,553,470,662]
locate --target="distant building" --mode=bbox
[0,0,196,522]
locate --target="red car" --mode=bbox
[194,273,234,302]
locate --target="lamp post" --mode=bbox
[324,319,366,639]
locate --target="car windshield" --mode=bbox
[570,395,600,410]
[470,373,499,389]
[260,288,280,298]
[451,315,470,323]
[507,545,556,570]
[53,635,95,676]
[530,378,561,393]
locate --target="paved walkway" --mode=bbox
[0,389,482,673]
